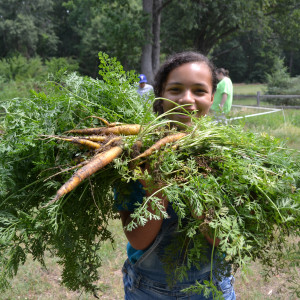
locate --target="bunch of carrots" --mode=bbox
[44,116,187,205]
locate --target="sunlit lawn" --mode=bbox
[233,83,267,95]
[3,219,299,300]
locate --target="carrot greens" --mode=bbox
[0,53,299,297]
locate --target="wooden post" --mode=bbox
[257,91,260,107]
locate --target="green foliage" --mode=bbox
[269,0,300,76]
[161,0,256,55]
[0,53,299,297]
[0,54,81,105]
[210,1,300,82]
[45,57,79,74]
[89,2,145,71]
[0,55,80,83]
[266,57,291,92]
[0,0,58,58]
[1,0,300,81]
[115,116,300,295]
[0,80,40,101]
[212,26,282,83]
[0,52,153,294]
[0,55,45,82]
[60,0,144,76]
[45,57,79,82]
[181,279,223,299]
[266,58,300,105]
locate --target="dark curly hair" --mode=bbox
[153,51,217,115]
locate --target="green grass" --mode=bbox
[233,83,272,106]
[233,97,258,106]
[2,221,299,300]
[1,219,127,300]
[228,107,300,149]
[233,83,267,95]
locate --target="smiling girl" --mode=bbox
[116,52,236,299]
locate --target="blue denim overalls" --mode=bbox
[122,203,236,299]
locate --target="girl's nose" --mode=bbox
[179,90,194,104]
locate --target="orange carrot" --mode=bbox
[66,124,141,136]
[84,116,110,126]
[83,116,122,127]
[44,160,89,182]
[133,132,186,160]
[81,136,107,142]
[102,137,122,147]
[51,136,102,149]
[50,146,123,204]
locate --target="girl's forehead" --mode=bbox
[171,62,210,75]
[166,62,212,83]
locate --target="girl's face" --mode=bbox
[161,62,214,126]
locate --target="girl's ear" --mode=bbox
[210,94,214,104]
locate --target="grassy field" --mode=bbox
[233,83,271,106]
[231,83,300,149]
[2,220,299,300]
[1,83,300,299]
[233,83,267,95]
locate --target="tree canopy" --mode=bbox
[0,0,299,82]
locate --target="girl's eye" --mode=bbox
[169,87,181,92]
[194,89,205,95]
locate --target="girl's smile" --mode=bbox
[161,62,214,125]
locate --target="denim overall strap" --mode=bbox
[132,204,212,284]
[121,204,236,299]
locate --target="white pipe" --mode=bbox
[229,105,282,121]
[231,104,281,111]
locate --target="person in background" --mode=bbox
[210,68,233,124]
[137,74,154,100]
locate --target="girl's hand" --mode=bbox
[191,209,220,247]
[139,162,169,210]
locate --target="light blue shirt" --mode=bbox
[137,84,154,99]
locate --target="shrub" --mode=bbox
[0,54,46,82]
[265,57,300,105]
[0,55,80,83]
[45,57,79,82]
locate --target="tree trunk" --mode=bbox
[141,0,154,83]
[141,0,172,84]
[152,0,162,76]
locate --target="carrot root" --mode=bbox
[66,124,141,136]
[83,116,123,127]
[133,132,186,160]
[102,137,122,148]
[51,136,102,149]
[81,136,107,142]
[49,146,123,204]
[85,116,110,126]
